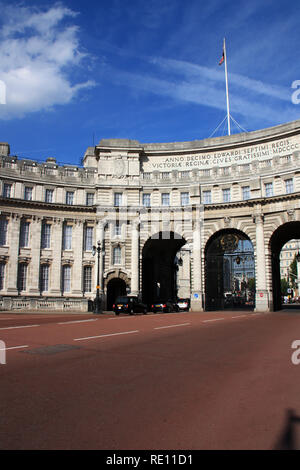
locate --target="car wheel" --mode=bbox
[115,312,120,316]
[143,308,147,314]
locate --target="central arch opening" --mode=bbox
[142,232,186,307]
[205,229,255,311]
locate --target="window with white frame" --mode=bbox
[285,178,294,194]
[3,183,11,198]
[222,188,231,203]
[180,192,189,206]
[0,217,8,246]
[17,263,27,291]
[66,191,74,205]
[114,192,122,207]
[40,264,49,292]
[242,186,250,200]
[142,193,151,207]
[20,221,30,248]
[86,193,94,206]
[203,190,212,204]
[84,226,93,251]
[161,193,170,206]
[62,265,71,292]
[45,189,54,203]
[0,262,5,290]
[265,182,273,197]
[41,223,51,249]
[63,225,72,250]
[83,266,92,293]
[24,186,32,201]
[113,246,121,265]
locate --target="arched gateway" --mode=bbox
[1,119,300,312]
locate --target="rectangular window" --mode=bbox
[114,193,122,207]
[162,172,170,179]
[62,265,71,292]
[66,191,74,205]
[180,192,189,206]
[84,226,93,251]
[3,183,11,198]
[45,189,54,203]
[113,246,121,265]
[265,182,273,197]
[161,193,170,206]
[17,263,27,291]
[285,178,294,194]
[24,186,32,201]
[180,171,190,179]
[63,225,72,250]
[20,221,30,248]
[0,218,8,246]
[242,186,250,200]
[41,223,51,249]
[83,266,92,293]
[115,221,121,236]
[203,190,211,204]
[40,265,49,292]
[0,262,5,290]
[86,193,94,206]
[142,193,151,207]
[223,188,231,202]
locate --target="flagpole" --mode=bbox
[223,38,231,136]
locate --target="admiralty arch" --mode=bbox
[1,119,300,313]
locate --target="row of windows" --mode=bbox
[2,183,95,206]
[0,219,133,249]
[0,262,95,293]
[1,178,296,206]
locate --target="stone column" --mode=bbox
[49,218,62,296]
[190,220,203,311]
[253,213,269,311]
[71,220,83,296]
[28,216,42,295]
[96,220,105,294]
[6,214,20,295]
[130,221,139,296]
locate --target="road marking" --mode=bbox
[58,319,98,325]
[0,324,39,330]
[0,345,29,351]
[73,330,139,341]
[231,315,247,319]
[154,323,191,330]
[202,318,224,323]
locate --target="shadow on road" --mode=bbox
[274,409,300,449]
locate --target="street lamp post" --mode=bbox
[92,240,102,314]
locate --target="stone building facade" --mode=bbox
[0,119,300,313]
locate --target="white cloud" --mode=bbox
[0,3,95,119]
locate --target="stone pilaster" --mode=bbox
[71,219,83,296]
[253,213,269,311]
[130,221,139,296]
[49,218,62,296]
[28,216,42,295]
[96,220,105,293]
[190,220,203,311]
[6,214,20,294]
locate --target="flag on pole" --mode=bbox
[219,46,224,65]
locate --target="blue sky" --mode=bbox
[0,0,300,165]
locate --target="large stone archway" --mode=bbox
[204,229,255,311]
[142,231,187,306]
[269,221,300,311]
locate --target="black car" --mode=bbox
[176,298,190,311]
[113,296,148,315]
[151,300,178,313]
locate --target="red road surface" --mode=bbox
[0,310,300,449]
